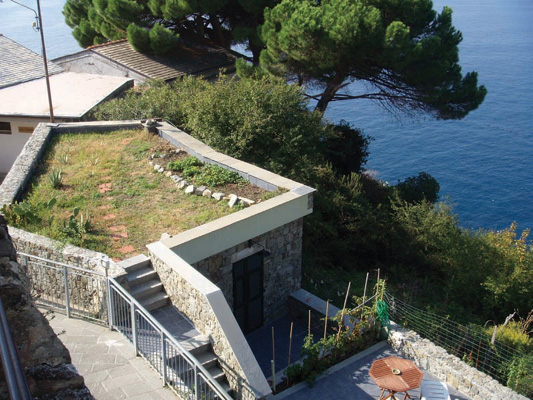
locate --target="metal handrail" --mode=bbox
[108,277,232,400]
[0,296,33,400]
[17,252,106,276]
[16,251,232,399]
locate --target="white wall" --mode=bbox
[0,117,40,173]
[55,53,146,86]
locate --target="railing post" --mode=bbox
[131,302,138,355]
[161,332,167,385]
[104,260,113,330]
[63,266,71,318]
[106,279,114,330]
[194,365,199,400]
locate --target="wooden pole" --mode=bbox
[308,309,311,337]
[272,327,276,391]
[287,321,294,384]
[337,282,351,341]
[362,272,369,303]
[361,272,369,318]
[323,300,329,340]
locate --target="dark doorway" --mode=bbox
[233,252,264,334]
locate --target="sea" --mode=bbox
[1,0,532,234]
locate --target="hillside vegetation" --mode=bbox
[93,75,531,394]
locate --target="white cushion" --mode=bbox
[420,380,451,400]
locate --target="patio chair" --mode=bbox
[420,380,451,400]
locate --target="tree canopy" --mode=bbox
[64,0,486,118]
[62,0,275,60]
[259,0,487,117]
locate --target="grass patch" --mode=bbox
[8,130,245,259]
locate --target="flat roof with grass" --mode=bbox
[6,128,269,259]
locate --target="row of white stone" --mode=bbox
[148,160,255,208]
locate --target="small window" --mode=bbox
[0,122,11,135]
[18,126,34,134]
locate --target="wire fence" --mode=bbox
[384,293,522,386]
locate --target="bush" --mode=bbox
[195,165,245,187]
[393,172,440,204]
[320,120,371,175]
[506,354,533,398]
[90,80,183,122]
[488,321,533,353]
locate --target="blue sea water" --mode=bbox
[1,0,532,233]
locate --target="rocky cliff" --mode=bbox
[0,216,91,399]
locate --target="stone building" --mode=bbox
[0,120,315,399]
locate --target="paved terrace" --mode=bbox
[45,308,471,400]
[45,309,178,400]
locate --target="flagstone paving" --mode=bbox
[45,310,178,400]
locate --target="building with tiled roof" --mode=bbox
[0,34,63,89]
[54,38,241,85]
[0,35,133,176]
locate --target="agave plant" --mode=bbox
[48,169,63,189]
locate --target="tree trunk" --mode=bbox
[209,14,230,48]
[249,40,262,64]
[314,74,345,113]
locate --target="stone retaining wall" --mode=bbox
[148,242,271,400]
[9,227,126,320]
[388,323,528,400]
[192,218,303,323]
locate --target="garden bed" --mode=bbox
[3,129,271,259]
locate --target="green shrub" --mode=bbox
[194,165,245,187]
[167,156,203,172]
[506,354,533,398]
[489,322,533,353]
[393,172,440,204]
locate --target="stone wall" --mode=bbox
[388,323,528,400]
[192,218,304,323]
[148,242,271,400]
[8,227,126,320]
[0,217,90,399]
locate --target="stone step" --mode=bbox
[175,355,224,383]
[206,365,225,382]
[220,380,233,396]
[127,267,157,285]
[140,291,169,312]
[180,335,211,356]
[194,351,218,371]
[130,279,164,300]
[119,254,151,273]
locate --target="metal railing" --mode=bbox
[18,252,109,324]
[0,296,33,400]
[108,278,232,400]
[17,252,232,400]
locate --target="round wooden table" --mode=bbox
[369,356,423,400]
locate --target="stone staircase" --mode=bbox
[121,254,169,312]
[119,255,233,397]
